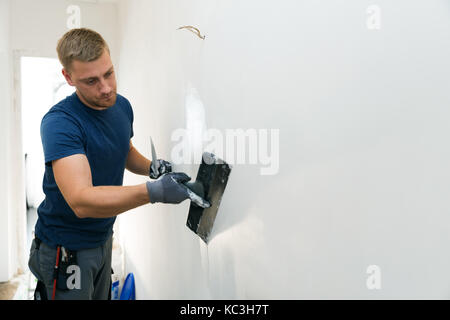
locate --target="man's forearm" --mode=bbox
[74,183,150,218]
[126,145,151,176]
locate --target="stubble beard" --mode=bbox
[79,89,117,109]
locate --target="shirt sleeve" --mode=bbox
[125,98,134,139]
[40,112,86,166]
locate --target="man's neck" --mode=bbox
[76,90,108,111]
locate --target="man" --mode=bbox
[28,28,192,300]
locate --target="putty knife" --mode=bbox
[150,137,211,208]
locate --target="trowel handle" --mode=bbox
[181,181,210,208]
[183,181,204,198]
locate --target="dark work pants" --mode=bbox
[28,236,112,300]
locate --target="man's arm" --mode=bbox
[53,153,150,219]
[125,140,151,176]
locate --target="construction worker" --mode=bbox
[28,28,193,300]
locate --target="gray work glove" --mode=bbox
[149,159,173,179]
[146,172,191,204]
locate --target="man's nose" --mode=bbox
[99,78,111,94]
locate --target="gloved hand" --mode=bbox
[146,172,191,204]
[149,159,173,179]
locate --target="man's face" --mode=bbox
[63,49,117,110]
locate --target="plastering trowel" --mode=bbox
[185,152,232,243]
[150,138,232,243]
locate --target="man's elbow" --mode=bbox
[67,188,94,219]
[68,196,91,218]
[72,204,89,219]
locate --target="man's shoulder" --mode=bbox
[41,95,84,133]
[43,93,75,116]
[116,93,132,107]
[115,93,133,121]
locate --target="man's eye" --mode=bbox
[105,72,113,78]
[87,79,96,85]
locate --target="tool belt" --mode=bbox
[34,237,78,300]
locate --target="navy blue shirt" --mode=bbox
[35,92,134,250]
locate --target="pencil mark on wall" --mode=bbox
[177,25,206,40]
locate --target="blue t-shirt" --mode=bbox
[35,92,134,250]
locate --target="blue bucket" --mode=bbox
[119,273,136,300]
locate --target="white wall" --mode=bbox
[117,0,450,299]
[11,0,118,60]
[0,0,26,283]
[0,0,13,282]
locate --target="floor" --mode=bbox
[0,207,38,300]
[0,277,21,300]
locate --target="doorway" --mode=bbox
[21,56,74,265]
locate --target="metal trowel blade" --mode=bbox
[186,152,232,243]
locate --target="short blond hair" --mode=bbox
[56,28,110,72]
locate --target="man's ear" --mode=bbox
[62,69,75,86]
